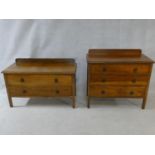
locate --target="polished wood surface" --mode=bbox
[90,75,149,86]
[87,49,154,109]
[87,49,154,64]
[89,85,145,97]
[88,49,142,57]
[8,86,72,97]
[2,58,76,74]
[89,64,151,75]
[6,74,72,86]
[2,58,76,108]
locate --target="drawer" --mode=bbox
[89,85,146,97]
[89,64,151,75]
[90,75,149,86]
[51,86,72,96]
[8,86,72,97]
[6,74,72,86]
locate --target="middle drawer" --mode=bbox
[90,74,149,86]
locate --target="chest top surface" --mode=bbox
[2,58,76,74]
[87,49,154,64]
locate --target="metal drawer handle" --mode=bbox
[54,78,58,83]
[130,91,134,95]
[20,78,25,82]
[56,90,60,94]
[22,90,27,94]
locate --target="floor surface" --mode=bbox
[0,88,155,135]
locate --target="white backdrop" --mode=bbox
[0,19,155,103]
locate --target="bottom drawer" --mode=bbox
[9,86,72,97]
[89,85,146,97]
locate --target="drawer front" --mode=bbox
[90,75,149,86]
[6,74,72,86]
[89,64,151,75]
[8,86,72,97]
[89,85,146,97]
[51,86,72,96]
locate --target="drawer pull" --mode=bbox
[20,78,25,82]
[54,78,59,83]
[132,79,137,83]
[22,90,27,94]
[102,79,106,82]
[101,90,105,94]
[56,90,60,94]
[133,68,138,73]
[102,68,107,72]
[130,91,134,95]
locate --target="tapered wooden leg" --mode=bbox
[71,74,76,109]
[87,96,90,108]
[142,97,147,109]
[8,96,13,108]
[72,96,76,108]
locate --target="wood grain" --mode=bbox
[2,58,76,108]
[87,49,154,64]
[87,49,154,109]
[89,85,146,97]
[8,86,72,97]
[90,63,151,75]
[89,49,142,57]
[6,74,72,86]
[90,74,149,86]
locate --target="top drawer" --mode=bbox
[89,64,151,75]
[5,74,72,86]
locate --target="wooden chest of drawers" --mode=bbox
[87,49,154,109]
[2,58,76,108]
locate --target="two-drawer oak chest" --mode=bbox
[87,49,154,109]
[2,58,76,108]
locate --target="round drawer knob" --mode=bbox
[102,79,106,82]
[133,68,138,73]
[54,78,58,83]
[130,91,134,95]
[132,79,136,83]
[56,90,60,94]
[101,90,105,94]
[22,90,27,94]
[20,78,25,82]
[102,68,107,72]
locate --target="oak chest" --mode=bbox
[87,49,154,109]
[2,58,76,108]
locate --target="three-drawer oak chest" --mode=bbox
[87,49,154,109]
[2,58,76,108]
